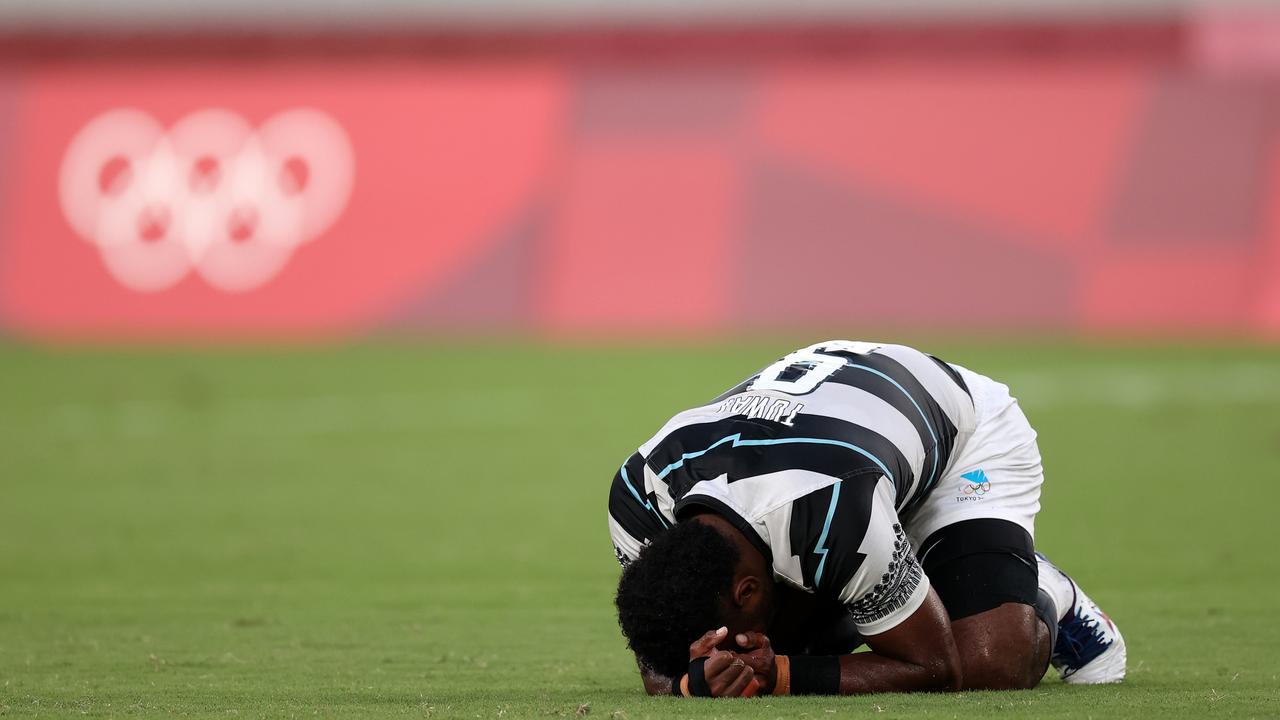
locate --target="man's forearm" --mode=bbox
[649,652,957,697]
[826,588,963,694]
[834,651,962,694]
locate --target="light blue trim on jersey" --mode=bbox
[846,363,939,495]
[813,480,842,587]
[653,433,894,483]
[621,464,670,528]
[654,433,890,589]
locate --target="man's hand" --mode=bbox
[686,627,761,697]
[734,631,778,693]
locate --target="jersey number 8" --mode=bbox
[751,341,881,395]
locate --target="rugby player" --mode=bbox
[607,341,1125,697]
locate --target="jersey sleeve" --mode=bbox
[785,473,930,636]
[606,452,671,566]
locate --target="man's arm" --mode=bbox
[733,586,960,696]
[834,585,962,693]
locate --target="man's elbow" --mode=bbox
[640,673,674,696]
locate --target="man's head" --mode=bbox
[614,513,776,678]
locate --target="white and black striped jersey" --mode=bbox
[607,341,977,636]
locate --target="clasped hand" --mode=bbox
[685,626,777,698]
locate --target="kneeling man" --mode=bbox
[608,341,1125,697]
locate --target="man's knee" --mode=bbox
[959,646,1042,690]
[952,603,1048,691]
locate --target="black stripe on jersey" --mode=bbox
[789,471,879,592]
[823,353,959,510]
[607,452,669,547]
[928,354,971,398]
[646,414,914,507]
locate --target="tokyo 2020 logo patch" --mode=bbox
[59,108,355,293]
[957,469,991,501]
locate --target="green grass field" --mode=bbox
[1,340,1278,719]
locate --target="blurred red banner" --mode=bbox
[2,25,1279,339]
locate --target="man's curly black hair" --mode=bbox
[614,520,739,679]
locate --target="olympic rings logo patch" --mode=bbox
[59,108,355,293]
[957,469,991,498]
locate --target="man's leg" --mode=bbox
[907,364,1054,689]
[920,518,1050,690]
[951,604,1050,690]
[920,520,1127,689]
[911,363,1124,689]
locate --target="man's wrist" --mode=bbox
[671,673,692,697]
[771,655,792,695]
[787,655,841,695]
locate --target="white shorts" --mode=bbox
[903,365,1044,549]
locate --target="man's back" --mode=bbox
[608,340,977,632]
